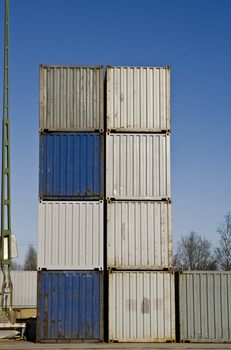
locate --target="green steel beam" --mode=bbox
[1,0,13,316]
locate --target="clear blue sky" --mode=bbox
[0,0,230,263]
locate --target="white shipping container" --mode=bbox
[40,65,104,131]
[106,66,170,132]
[38,201,104,270]
[106,133,170,200]
[0,271,37,308]
[108,271,175,342]
[107,201,172,270]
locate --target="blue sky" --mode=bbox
[0,0,230,263]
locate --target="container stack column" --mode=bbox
[37,65,104,343]
[106,66,175,342]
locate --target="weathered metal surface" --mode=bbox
[179,271,231,343]
[0,271,37,308]
[39,132,104,199]
[40,65,104,131]
[38,201,104,270]
[107,201,172,270]
[37,271,104,342]
[106,66,170,132]
[106,133,170,200]
[108,271,175,342]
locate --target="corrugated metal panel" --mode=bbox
[108,271,175,342]
[106,66,170,132]
[179,271,231,342]
[107,201,172,270]
[39,132,104,199]
[37,271,104,342]
[40,65,104,131]
[0,271,37,308]
[106,133,170,200]
[38,201,104,270]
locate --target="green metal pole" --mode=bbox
[1,0,12,319]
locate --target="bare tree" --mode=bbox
[24,245,37,271]
[215,213,231,271]
[174,231,217,271]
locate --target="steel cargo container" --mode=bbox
[106,133,170,200]
[37,271,104,343]
[106,66,170,132]
[107,201,172,270]
[39,132,104,199]
[179,271,231,343]
[0,271,37,308]
[38,201,103,270]
[40,65,104,131]
[108,271,175,342]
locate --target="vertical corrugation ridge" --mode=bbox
[220,273,223,339]
[159,69,162,130]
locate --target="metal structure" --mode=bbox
[1,0,13,317]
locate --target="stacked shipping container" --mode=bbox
[37,66,104,342]
[177,271,231,343]
[37,65,175,343]
[106,66,175,342]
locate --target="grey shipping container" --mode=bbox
[179,271,231,342]
[108,271,175,342]
[40,65,104,131]
[38,201,104,270]
[107,201,172,270]
[106,66,170,132]
[106,133,170,200]
[37,271,104,343]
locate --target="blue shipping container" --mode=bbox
[39,133,104,199]
[37,271,104,342]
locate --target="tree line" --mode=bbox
[174,212,231,271]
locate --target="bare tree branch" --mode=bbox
[215,213,231,270]
[174,231,217,271]
[24,246,37,271]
